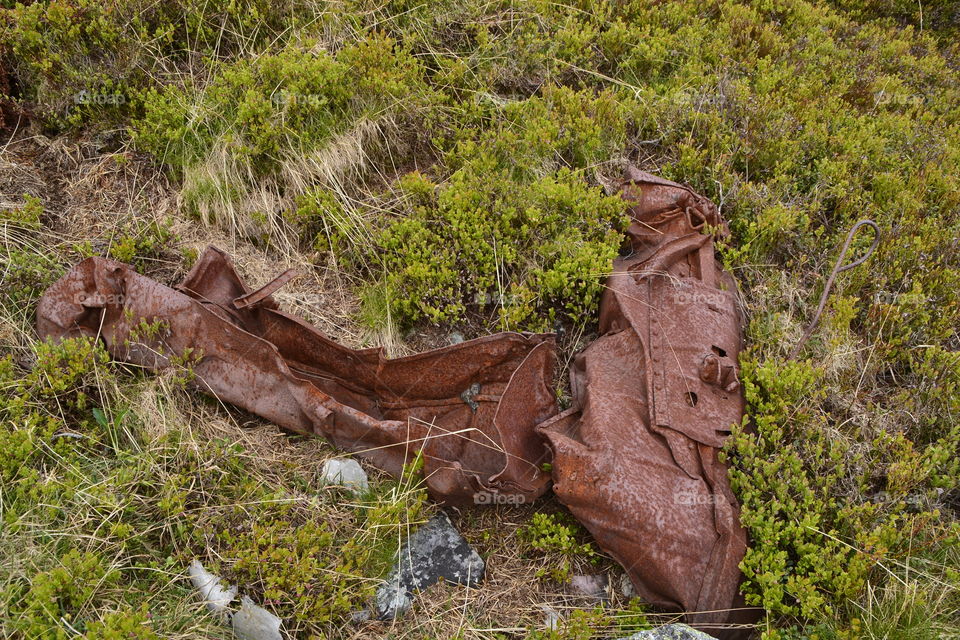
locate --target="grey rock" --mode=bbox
[232,596,282,640]
[618,623,718,640]
[449,331,465,345]
[570,574,608,600]
[321,458,369,494]
[375,581,413,621]
[375,512,485,619]
[619,573,638,599]
[349,609,371,624]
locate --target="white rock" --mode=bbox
[232,595,283,640]
[570,573,608,600]
[321,458,369,494]
[541,604,562,631]
[188,560,237,616]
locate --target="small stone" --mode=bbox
[570,574,608,600]
[617,623,718,640]
[375,581,413,620]
[349,609,371,624]
[375,512,485,619]
[188,559,236,617]
[232,596,282,640]
[321,458,369,494]
[449,331,465,344]
[619,573,638,599]
[540,604,561,631]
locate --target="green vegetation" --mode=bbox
[519,511,600,583]
[217,460,429,627]
[0,328,432,637]
[377,88,628,329]
[2,0,959,637]
[2,0,316,129]
[107,219,177,271]
[524,603,650,640]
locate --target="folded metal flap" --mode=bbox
[649,277,743,448]
[177,245,248,305]
[487,340,556,495]
[233,268,297,310]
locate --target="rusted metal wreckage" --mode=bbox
[37,168,758,637]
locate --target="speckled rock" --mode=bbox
[618,623,718,640]
[375,512,484,619]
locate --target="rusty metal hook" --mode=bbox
[788,219,880,360]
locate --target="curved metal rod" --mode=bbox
[788,220,880,360]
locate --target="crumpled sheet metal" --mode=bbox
[36,247,556,505]
[35,167,755,635]
[537,167,755,636]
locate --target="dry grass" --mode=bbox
[0,126,662,639]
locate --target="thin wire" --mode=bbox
[788,220,880,360]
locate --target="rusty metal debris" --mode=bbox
[36,167,756,635]
[538,168,756,636]
[36,246,557,504]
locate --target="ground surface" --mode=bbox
[1,1,959,639]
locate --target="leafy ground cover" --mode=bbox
[1,1,959,638]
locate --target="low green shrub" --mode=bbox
[370,87,629,330]
[519,511,599,583]
[524,601,650,640]
[9,549,119,639]
[107,218,177,272]
[0,194,43,228]
[0,196,62,304]
[216,454,429,629]
[0,338,111,491]
[133,34,438,232]
[1,0,320,130]
[725,350,959,634]
[220,517,369,624]
[84,606,158,640]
